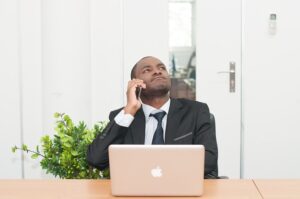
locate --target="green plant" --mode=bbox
[12,113,109,179]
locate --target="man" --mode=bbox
[87,56,218,178]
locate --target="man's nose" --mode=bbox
[153,68,162,75]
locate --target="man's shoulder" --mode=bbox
[172,99,210,121]
[109,107,124,120]
[173,98,208,108]
[111,107,123,114]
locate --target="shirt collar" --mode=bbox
[142,98,170,121]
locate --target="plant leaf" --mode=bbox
[11,146,17,153]
[31,154,39,159]
[71,150,78,156]
[64,143,71,148]
[21,144,28,151]
[54,112,60,118]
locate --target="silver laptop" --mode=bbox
[108,145,205,196]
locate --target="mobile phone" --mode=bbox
[135,86,142,99]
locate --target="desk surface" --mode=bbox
[254,179,300,199]
[0,179,262,199]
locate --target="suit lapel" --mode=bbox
[130,108,146,144]
[165,99,183,144]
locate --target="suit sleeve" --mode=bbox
[194,103,218,178]
[86,110,129,170]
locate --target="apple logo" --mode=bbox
[151,166,163,178]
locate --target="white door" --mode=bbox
[195,0,241,178]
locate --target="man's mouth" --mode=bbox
[152,76,166,81]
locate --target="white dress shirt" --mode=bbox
[114,99,170,144]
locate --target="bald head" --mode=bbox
[130,56,161,79]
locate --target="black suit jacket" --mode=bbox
[87,98,218,178]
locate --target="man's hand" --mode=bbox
[124,79,146,116]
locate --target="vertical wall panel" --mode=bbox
[0,0,22,178]
[42,0,92,136]
[19,0,44,179]
[91,0,124,122]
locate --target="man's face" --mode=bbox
[134,57,171,97]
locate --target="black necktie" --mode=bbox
[150,111,166,144]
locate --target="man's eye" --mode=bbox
[160,66,166,70]
[143,69,150,73]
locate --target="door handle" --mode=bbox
[217,62,235,93]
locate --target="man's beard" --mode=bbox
[141,84,170,98]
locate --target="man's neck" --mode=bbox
[141,95,170,109]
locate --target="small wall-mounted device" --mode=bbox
[269,13,277,35]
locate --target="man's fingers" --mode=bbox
[127,79,146,90]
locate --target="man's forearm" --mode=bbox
[86,120,128,170]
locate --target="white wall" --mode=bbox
[243,0,300,178]
[0,0,168,179]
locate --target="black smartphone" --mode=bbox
[135,86,142,99]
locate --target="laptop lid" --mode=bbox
[108,145,205,196]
